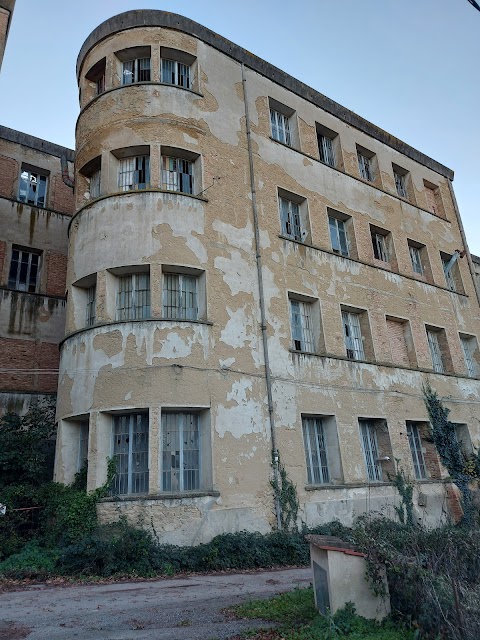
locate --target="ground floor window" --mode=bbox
[112,413,149,495]
[161,412,200,492]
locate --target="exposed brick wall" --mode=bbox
[445,483,463,524]
[50,174,75,215]
[419,424,442,480]
[0,337,59,393]
[0,154,18,199]
[376,423,396,478]
[0,239,6,285]
[45,251,67,296]
[386,319,410,367]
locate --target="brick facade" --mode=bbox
[0,153,17,198]
[50,174,75,215]
[46,251,67,296]
[0,337,59,393]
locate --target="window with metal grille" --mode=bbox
[270,109,291,146]
[427,329,444,373]
[89,170,101,198]
[122,57,151,84]
[18,168,47,207]
[394,171,408,198]
[96,74,105,95]
[290,299,315,352]
[112,413,149,495]
[161,58,191,89]
[460,336,477,377]
[329,216,349,256]
[116,273,150,321]
[279,197,304,241]
[342,311,365,360]
[302,417,329,485]
[407,422,427,480]
[318,134,335,167]
[357,153,374,182]
[163,273,198,320]
[409,244,423,275]
[442,257,457,292]
[161,412,200,492]
[118,156,149,191]
[359,420,382,482]
[161,156,194,194]
[371,231,389,262]
[78,421,89,472]
[85,284,96,327]
[8,248,41,292]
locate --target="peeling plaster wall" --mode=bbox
[55,13,480,544]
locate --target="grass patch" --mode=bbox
[233,587,415,640]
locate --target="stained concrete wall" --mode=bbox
[55,11,480,544]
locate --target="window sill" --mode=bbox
[101,490,220,503]
[0,285,66,301]
[305,479,447,491]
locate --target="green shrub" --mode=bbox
[0,541,58,579]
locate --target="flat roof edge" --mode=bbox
[0,125,75,162]
[76,10,454,181]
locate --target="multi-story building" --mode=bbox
[1,9,475,545]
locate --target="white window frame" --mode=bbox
[460,336,478,377]
[161,156,194,195]
[302,417,329,485]
[279,196,305,241]
[427,329,444,373]
[442,258,457,292]
[161,412,200,492]
[8,247,41,292]
[342,311,365,361]
[394,171,408,198]
[122,57,151,84]
[111,413,149,495]
[318,134,335,167]
[359,420,382,482]
[290,299,315,353]
[118,156,150,192]
[406,422,427,480]
[161,58,191,89]
[85,284,96,327]
[18,168,48,207]
[270,109,292,146]
[89,169,101,199]
[358,152,374,182]
[116,273,151,321]
[372,232,389,262]
[163,273,198,320]
[409,244,423,275]
[329,216,349,257]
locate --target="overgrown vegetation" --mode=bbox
[270,453,300,532]
[232,588,414,640]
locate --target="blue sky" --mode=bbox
[1,0,479,253]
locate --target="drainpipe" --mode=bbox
[447,179,480,307]
[241,63,282,531]
[61,155,75,189]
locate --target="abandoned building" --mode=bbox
[1,9,480,545]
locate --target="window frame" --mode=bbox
[406,422,427,480]
[122,57,151,85]
[8,246,41,293]
[270,108,292,146]
[371,230,389,263]
[302,416,329,485]
[85,284,96,327]
[426,328,445,373]
[111,412,149,496]
[408,243,424,275]
[118,155,150,192]
[460,335,478,378]
[359,420,383,482]
[160,411,201,492]
[290,298,316,353]
[357,149,375,182]
[78,421,89,473]
[329,215,349,257]
[161,155,195,195]
[162,272,199,320]
[18,166,48,208]
[161,58,191,89]
[342,310,365,361]
[116,271,151,321]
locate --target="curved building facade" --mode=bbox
[54,10,480,544]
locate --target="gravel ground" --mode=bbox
[0,567,311,640]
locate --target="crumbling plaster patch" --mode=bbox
[215,378,266,439]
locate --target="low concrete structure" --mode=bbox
[307,535,390,621]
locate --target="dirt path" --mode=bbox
[0,567,311,639]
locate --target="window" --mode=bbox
[408,242,423,275]
[290,299,315,352]
[96,75,105,95]
[18,167,48,207]
[357,146,375,182]
[427,328,445,373]
[460,335,478,377]
[118,156,150,191]
[279,196,304,241]
[161,156,194,194]
[359,420,382,482]
[85,284,96,327]
[329,216,349,257]
[85,57,106,96]
[78,421,89,472]
[122,57,151,84]
[112,413,149,495]
[163,273,198,320]
[8,247,41,292]
[342,310,365,361]
[161,58,190,88]
[392,164,410,199]
[302,417,329,485]
[316,123,338,168]
[161,412,200,492]
[270,109,291,145]
[441,252,463,293]
[116,272,150,321]
[407,422,427,480]
[371,229,389,263]
[89,170,101,199]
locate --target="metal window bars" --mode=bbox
[279,197,303,241]
[290,300,315,353]
[427,330,444,373]
[161,59,191,89]
[270,109,292,146]
[89,170,101,199]
[461,337,477,377]
[409,245,423,275]
[357,153,374,182]
[161,156,194,194]
[161,412,200,492]
[162,273,198,320]
[302,417,329,485]
[8,249,40,292]
[318,135,335,167]
[112,413,149,495]
[85,284,96,327]
[329,216,349,256]
[407,422,427,480]
[342,311,365,360]
[118,156,150,191]
[359,421,382,482]
[116,273,151,321]
[394,172,408,198]
[122,58,151,84]
[18,169,47,207]
[96,74,105,95]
